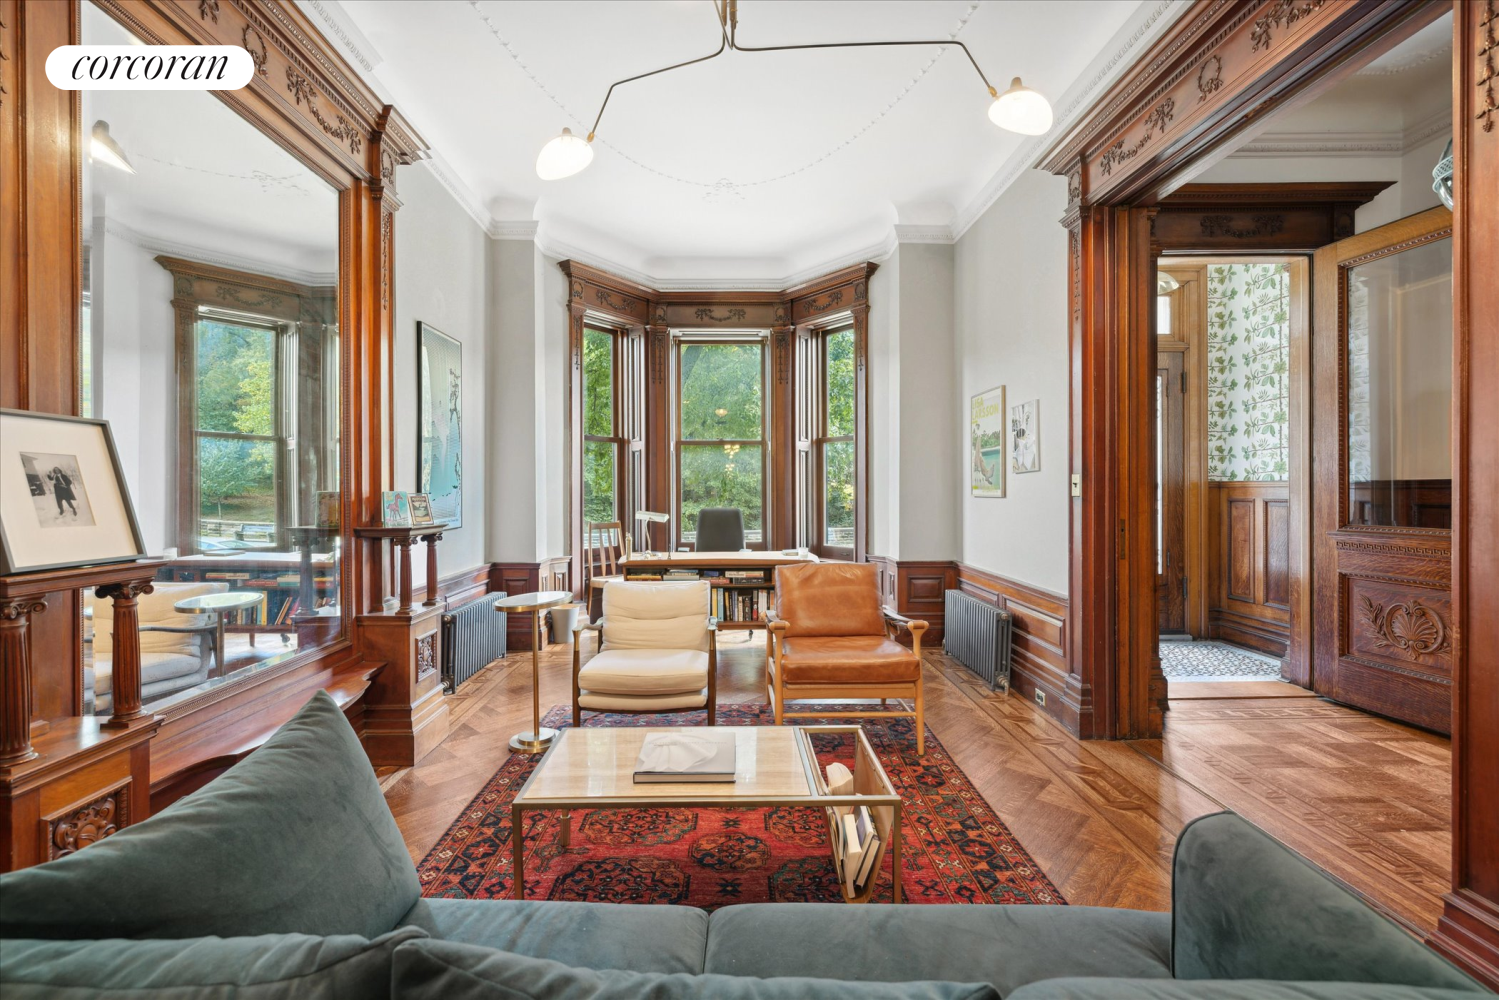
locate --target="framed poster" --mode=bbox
[970,386,1005,498]
[1011,398,1040,474]
[418,323,463,528]
[0,409,147,574]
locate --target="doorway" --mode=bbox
[1154,257,1309,692]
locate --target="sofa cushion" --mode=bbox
[780,636,920,683]
[0,926,425,999]
[0,690,418,942]
[579,648,709,695]
[774,562,886,637]
[1008,979,1489,999]
[1172,813,1483,991]
[392,937,1000,1000]
[398,897,709,974]
[704,903,1173,993]
[577,690,707,711]
[602,581,710,651]
[91,582,223,659]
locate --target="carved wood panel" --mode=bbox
[47,785,127,860]
[1209,481,1290,659]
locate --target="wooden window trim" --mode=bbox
[582,322,628,527]
[813,323,856,561]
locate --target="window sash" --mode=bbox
[674,337,769,549]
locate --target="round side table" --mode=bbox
[174,591,263,675]
[493,590,573,753]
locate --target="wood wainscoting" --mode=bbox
[489,558,571,651]
[866,557,956,648]
[435,566,493,609]
[1207,481,1291,661]
[955,565,1072,731]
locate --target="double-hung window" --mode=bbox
[817,326,856,558]
[677,338,767,547]
[582,324,626,527]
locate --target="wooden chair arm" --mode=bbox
[573,619,604,635]
[707,616,719,632]
[766,618,789,633]
[882,608,929,633]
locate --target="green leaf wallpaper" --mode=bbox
[1206,263,1290,482]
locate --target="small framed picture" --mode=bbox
[970,386,1006,498]
[315,491,341,529]
[1011,399,1040,474]
[408,493,435,526]
[380,491,412,528]
[0,409,147,574]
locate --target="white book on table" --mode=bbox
[632,732,737,783]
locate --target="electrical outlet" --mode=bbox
[1034,689,1047,707]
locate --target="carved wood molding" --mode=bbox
[1481,0,1497,132]
[47,785,128,860]
[1359,595,1451,656]
[415,632,436,682]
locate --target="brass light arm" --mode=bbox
[585,1,730,141]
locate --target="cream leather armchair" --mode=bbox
[572,580,717,726]
[86,581,226,713]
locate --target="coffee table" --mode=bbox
[510,725,903,903]
[173,591,263,675]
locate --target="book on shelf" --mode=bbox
[825,761,854,852]
[663,570,700,581]
[851,806,881,892]
[840,812,863,893]
[633,731,737,783]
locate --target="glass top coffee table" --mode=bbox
[510,725,903,903]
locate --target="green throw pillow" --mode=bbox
[0,926,425,999]
[392,938,1001,1000]
[0,690,418,941]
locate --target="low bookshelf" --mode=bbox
[618,551,816,630]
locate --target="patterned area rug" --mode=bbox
[1160,641,1281,680]
[416,703,1064,909]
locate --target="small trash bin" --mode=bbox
[548,603,584,645]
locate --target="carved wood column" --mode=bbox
[394,537,415,614]
[850,295,869,564]
[424,533,443,607]
[1432,1,1499,988]
[644,312,671,550]
[771,314,795,551]
[94,580,155,729]
[0,599,45,765]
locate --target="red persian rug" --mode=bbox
[416,703,1064,909]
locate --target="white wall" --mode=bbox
[894,243,959,561]
[486,239,541,562]
[867,253,899,559]
[393,164,490,585]
[952,169,1072,595]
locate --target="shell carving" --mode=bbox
[1359,596,1449,656]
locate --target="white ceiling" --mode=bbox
[323,0,1174,285]
[82,2,339,281]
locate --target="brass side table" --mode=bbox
[494,590,573,753]
[174,590,263,675]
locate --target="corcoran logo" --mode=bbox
[46,45,253,90]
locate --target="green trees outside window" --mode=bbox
[821,328,855,551]
[679,341,765,544]
[195,318,279,543]
[582,327,621,525]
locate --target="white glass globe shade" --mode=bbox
[536,128,594,180]
[988,78,1053,136]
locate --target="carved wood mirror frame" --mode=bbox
[1,0,425,792]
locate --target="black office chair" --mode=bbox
[695,507,745,552]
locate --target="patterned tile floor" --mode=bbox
[1158,640,1281,681]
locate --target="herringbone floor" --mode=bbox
[381,634,1450,932]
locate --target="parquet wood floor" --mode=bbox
[380,635,1449,930]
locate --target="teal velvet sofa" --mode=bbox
[0,691,1489,999]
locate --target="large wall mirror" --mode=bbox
[78,1,344,717]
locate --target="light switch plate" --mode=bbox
[1070,474,1082,498]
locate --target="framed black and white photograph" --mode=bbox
[0,409,146,574]
[418,322,463,529]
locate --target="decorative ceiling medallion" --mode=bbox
[1358,595,1450,656]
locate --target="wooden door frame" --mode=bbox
[1040,0,1497,984]
[1154,347,1187,634]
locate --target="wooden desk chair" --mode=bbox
[766,562,929,754]
[585,521,629,619]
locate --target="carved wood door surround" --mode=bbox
[1312,207,1454,734]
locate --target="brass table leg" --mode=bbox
[560,809,572,849]
[509,606,559,753]
[512,804,526,900]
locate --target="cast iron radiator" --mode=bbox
[442,592,507,693]
[943,589,1014,692]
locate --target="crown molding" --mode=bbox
[1403,108,1453,150]
[1228,109,1453,160]
[296,0,383,75]
[950,0,1186,242]
[490,220,540,241]
[416,157,497,236]
[894,224,955,245]
[97,218,337,286]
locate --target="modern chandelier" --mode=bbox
[535,0,1054,180]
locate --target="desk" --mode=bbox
[619,551,817,629]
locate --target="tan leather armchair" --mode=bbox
[766,562,929,754]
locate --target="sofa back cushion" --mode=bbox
[0,927,424,999]
[90,582,226,658]
[1171,812,1482,991]
[602,581,709,651]
[774,562,885,637]
[392,937,1001,1000]
[0,690,419,942]
[1008,978,1487,999]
